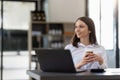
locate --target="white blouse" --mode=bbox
[65,43,108,69]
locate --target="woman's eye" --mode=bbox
[79,26,84,28]
[75,25,84,28]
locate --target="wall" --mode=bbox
[46,0,86,22]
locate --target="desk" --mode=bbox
[27,68,120,80]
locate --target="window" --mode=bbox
[0,1,35,80]
[88,0,115,68]
[1,1,35,30]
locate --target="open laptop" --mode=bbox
[35,48,86,73]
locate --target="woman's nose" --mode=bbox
[76,27,80,32]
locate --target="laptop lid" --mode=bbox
[35,48,76,73]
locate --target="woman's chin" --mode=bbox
[77,36,81,38]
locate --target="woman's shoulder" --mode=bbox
[94,44,105,50]
[64,44,74,49]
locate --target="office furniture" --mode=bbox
[27,68,120,80]
[28,12,74,70]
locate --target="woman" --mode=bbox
[65,16,108,70]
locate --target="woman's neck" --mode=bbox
[80,38,90,46]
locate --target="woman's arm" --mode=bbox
[93,46,108,68]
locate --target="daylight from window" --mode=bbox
[0,2,35,30]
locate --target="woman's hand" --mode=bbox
[92,53,103,65]
[75,52,94,69]
[75,52,103,69]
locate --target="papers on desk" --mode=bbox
[105,68,120,75]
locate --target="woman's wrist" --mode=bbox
[75,62,84,69]
[98,57,103,65]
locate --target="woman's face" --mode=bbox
[74,20,90,39]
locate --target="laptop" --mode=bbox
[35,48,86,73]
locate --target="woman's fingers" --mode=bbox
[84,54,96,62]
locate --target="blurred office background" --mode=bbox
[0,0,120,80]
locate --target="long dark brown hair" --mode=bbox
[70,16,97,47]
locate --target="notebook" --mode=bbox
[35,48,86,73]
